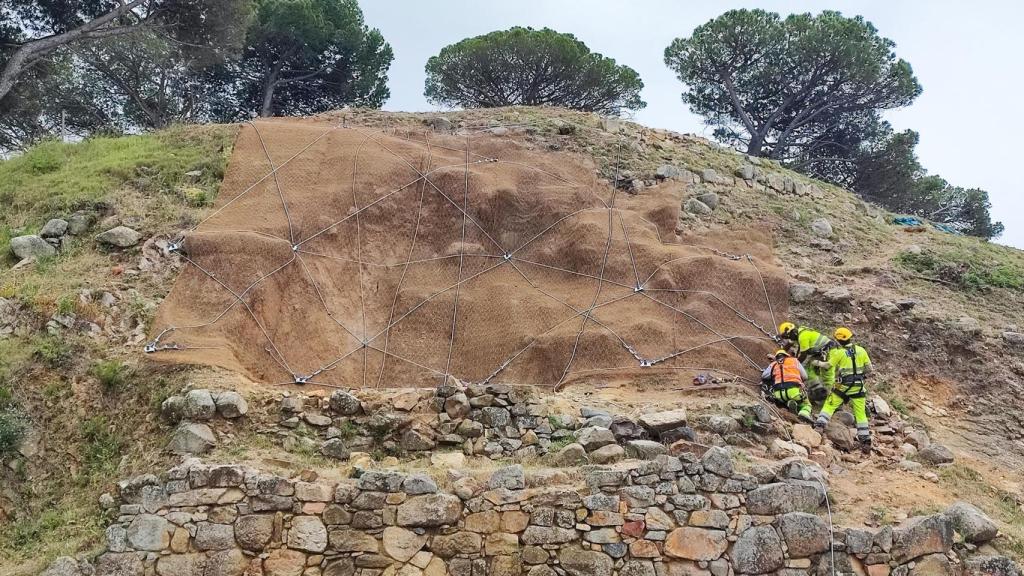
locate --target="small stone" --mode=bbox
[789,283,817,303]
[778,512,830,557]
[321,438,349,460]
[40,219,69,238]
[489,465,526,490]
[810,218,833,238]
[576,426,616,452]
[701,446,733,477]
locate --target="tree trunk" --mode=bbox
[259,63,284,117]
[746,134,764,157]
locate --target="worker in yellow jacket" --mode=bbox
[815,327,873,454]
[777,322,833,401]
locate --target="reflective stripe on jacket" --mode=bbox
[797,327,829,358]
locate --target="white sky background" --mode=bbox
[360,0,1024,249]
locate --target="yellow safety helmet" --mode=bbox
[777,322,796,336]
[834,327,853,342]
[774,349,790,359]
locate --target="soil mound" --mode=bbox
[150,119,788,388]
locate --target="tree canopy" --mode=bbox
[425,27,645,114]
[801,123,1003,240]
[0,0,250,104]
[664,9,921,159]
[208,0,392,120]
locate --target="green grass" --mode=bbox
[90,359,132,394]
[897,246,1024,293]
[77,416,123,484]
[0,124,237,262]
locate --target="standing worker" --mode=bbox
[777,322,833,401]
[815,327,873,454]
[761,349,813,422]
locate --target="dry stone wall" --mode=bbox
[45,450,1020,576]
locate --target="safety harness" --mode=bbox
[835,345,866,400]
[770,358,803,393]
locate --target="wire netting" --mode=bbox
[149,119,788,390]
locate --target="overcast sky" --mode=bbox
[360,0,1024,249]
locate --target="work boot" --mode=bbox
[798,410,813,424]
[858,435,872,455]
[813,419,827,433]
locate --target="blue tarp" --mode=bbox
[891,216,961,235]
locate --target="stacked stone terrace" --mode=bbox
[54,447,1015,576]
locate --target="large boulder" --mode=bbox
[127,514,170,551]
[489,465,526,490]
[745,481,825,515]
[664,527,728,561]
[944,501,998,543]
[288,516,327,553]
[10,235,56,260]
[550,443,588,465]
[638,408,688,433]
[94,552,144,576]
[624,440,667,459]
[382,526,427,562]
[731,525,785,574]
[396,494,462,527]
[778,512,830,557]
[167,422,216,454]
[701,446,733,477]
[329,390,362,415]
[609,416,646,441]
[810,218,833,238]
[575,426,616,452]
[891,515,953,563]
[96,226,142,248]
[964,556,1022,576]
[235,514,275,551]
[41,556,85,576]
[918,444,955,465]
[184,389,216,420]
[214,391,248,418]
[558,548,613,576]
[912,554,956,576]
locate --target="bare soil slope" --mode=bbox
[151,119,787,389]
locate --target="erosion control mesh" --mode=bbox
[149,118,788,389]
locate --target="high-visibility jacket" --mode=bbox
[796,326,830,359]
[827,344,872,397]
[761,356,806,391]
[772,356,804,386]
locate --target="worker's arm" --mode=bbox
[797,362,808,380]
[761,365,772,380]
[860,348,873,376]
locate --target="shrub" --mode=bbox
[91,360,131,393]
[0,410,26,460]
[32,336,72,368]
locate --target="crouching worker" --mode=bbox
[777,322,832,402]
[816,327,873,454]
[761,349,813,422]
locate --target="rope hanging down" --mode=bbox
[148,118,784,389]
